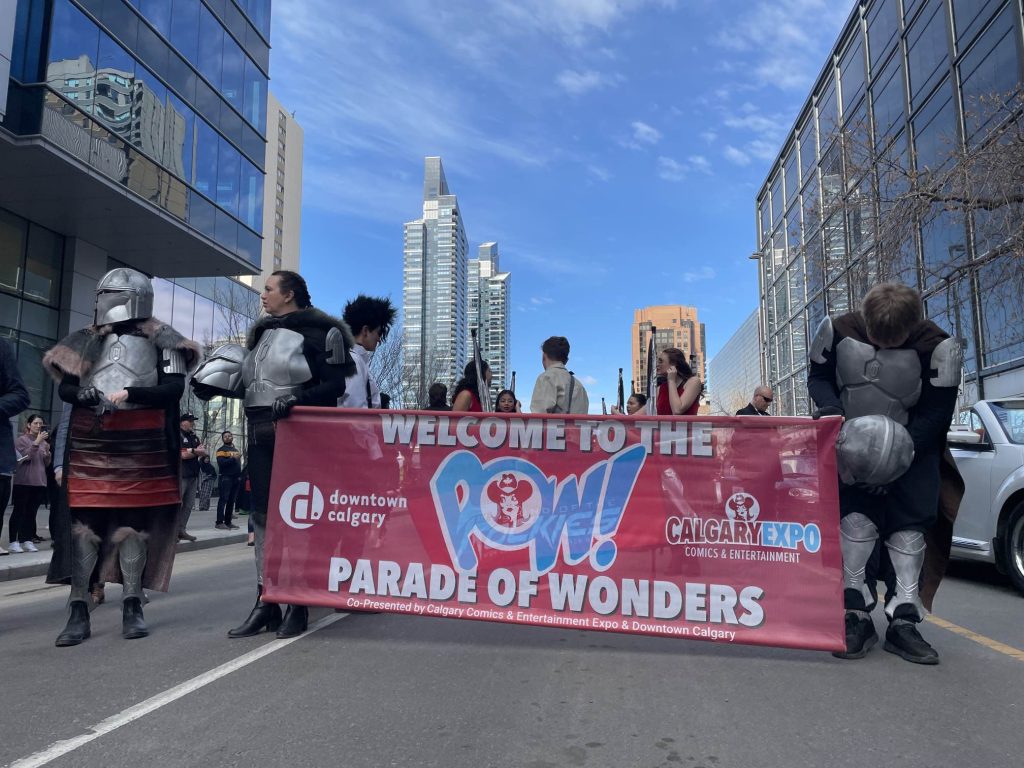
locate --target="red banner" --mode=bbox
[264,409,844,652]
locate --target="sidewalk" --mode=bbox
[1,503,250,582]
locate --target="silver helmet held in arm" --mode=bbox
[94,268,154,325]
[836,414,915,487]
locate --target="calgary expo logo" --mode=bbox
[725,492,759,522]
[279,482,324,530]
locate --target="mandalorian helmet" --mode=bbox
[94,268,154,325]
[836,414,915,487]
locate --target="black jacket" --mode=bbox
[0,338,30,475]
[735,403,767,416]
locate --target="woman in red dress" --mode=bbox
[451,360,492,412]
[655,347,702,415]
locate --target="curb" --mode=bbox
[0,533,249,583]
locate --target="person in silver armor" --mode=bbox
[809,283,962,664]
[191,271,354,639]
[42,268,200,646]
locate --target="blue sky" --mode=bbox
[267,0,851,404]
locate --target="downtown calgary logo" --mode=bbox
[279,481,407,530]
[664,491,821,563]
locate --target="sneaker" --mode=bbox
[22,541,39,553]
[832,612,878,659]
[227,523,240,530]
[178,532,197,542]
[884,621,939,665]
[215,523,229,530]
[31,535,47,543]
[8,541,23,554]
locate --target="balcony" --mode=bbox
[0,83,259,278]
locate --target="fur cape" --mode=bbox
[247,307,355,361]
[42,317,201,382]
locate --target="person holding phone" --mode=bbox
[8,414,51,553]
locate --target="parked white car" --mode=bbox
[946,399,1024,596]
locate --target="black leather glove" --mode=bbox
[271,394,298,420]
[77,387,102,406]
[812,406,844,420]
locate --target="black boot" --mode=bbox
[276,605,309,639]
[122,597,149,639]
[228,588,282,638]
[55,601,91,647]
[884,620,939,665]
[832,612,878,659]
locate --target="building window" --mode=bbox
[906,0,950,111]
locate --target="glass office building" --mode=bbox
[467,242,511,402]
[403,157,469,405]
[1,0,270,414]
[754,0,1024,415]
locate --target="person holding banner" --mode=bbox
[809,282,962,664]
[452,361,491,412]
[339,294,396,409]
[655,348,701,416]
[495,389,521,413]
[612,392,647,416]
[191,271,355,640]
[530,336,589,415]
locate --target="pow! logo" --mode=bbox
[485,472,536,528]
[725,492,760,523]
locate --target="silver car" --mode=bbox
[947,399,1024,596]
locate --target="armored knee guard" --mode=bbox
[113,527,148,602]
[69,524,101,605]
[840,513,878,611]
[884,529,926,621]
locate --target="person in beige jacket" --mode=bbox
[529,336,590,415]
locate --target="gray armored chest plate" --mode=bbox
[84,334,158,407]
[835,337,921,424]
[242,328,312,408]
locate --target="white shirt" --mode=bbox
[339,344,380,408]
[529,362,590,414]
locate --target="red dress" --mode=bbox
[455,388,482,413]
[656,380,699,416]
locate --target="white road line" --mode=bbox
[5,613,348,768]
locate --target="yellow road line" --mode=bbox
[927,615,1024,662]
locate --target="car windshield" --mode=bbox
[990,402,1024,445]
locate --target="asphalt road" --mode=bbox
[1,546,1021,768]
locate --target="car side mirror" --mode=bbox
[947,430,982,445]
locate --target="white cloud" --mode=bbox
[587,164,613,182]
[656,155,711,181]
[579,374,599,386]
[658,156,687,181]
[631,121,663,145]
[700,130,718,144]
[723,145,751,166]
[494,0,679,47]
[710,0,849,92]
[682,266,716,283]
[556,68,623,95]
[688,154,711,174]
[530,296,555,305]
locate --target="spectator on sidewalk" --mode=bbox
[9,414,51,553]
[530,336,589,415]
[0,337,30,556]
[178,413,206,542]
[736,386,774,416]
[215,431,242,530]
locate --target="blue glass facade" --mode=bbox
[5,0,269,266]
